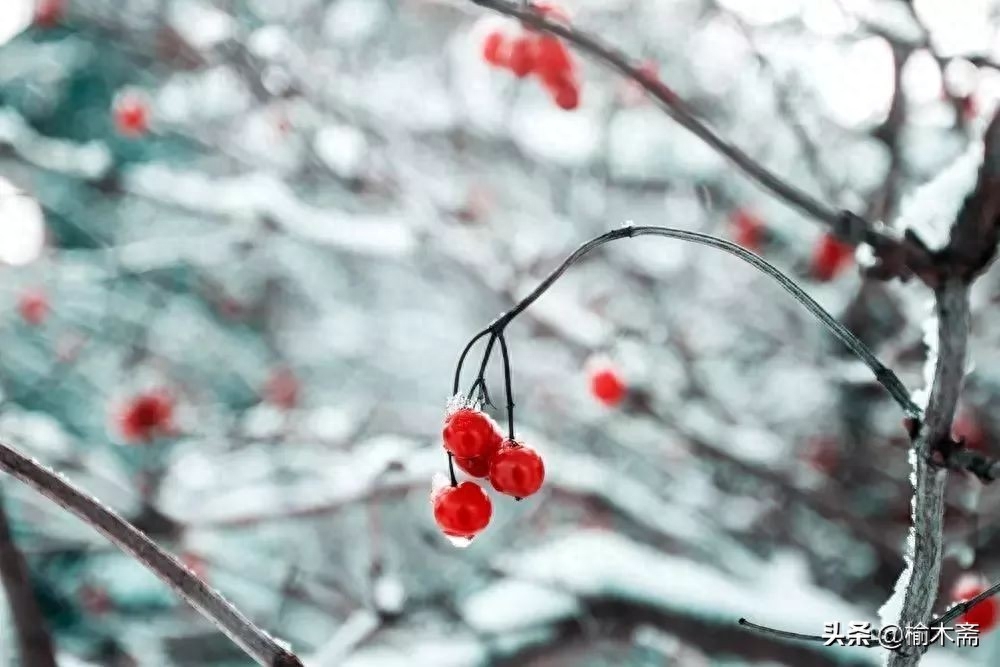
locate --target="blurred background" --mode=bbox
[1,0,1000,665]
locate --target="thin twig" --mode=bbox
[0,441,303,667]
[0,491,57,667]
[454,225,919,418]
[737,618,830,644]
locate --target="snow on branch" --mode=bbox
[0,440,303,667]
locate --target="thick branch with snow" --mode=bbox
[0,440,303,667]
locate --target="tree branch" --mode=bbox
[467,0,936,282]
[0,490,57,667]
[0,441,303,667]
[886,280,969,666]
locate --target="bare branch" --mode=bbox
[0,441,303,667]
[886,280,969,667]
[467,0,936,282]
[0,491,57,667]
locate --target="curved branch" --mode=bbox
[457,225,919,418]
[0,441,303,667]
[467,0,929,281]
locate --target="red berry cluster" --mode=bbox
[432,406,545,541]
[117,390,174,443]
[952,574,999,633]
[811,233,853,282]
[481,4,580,110]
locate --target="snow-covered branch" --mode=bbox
[883,280,968,666]
[0,440,303,667]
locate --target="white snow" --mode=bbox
[461,579,580,634]
[0,176,44,266]
[168,0,235,50]
[896,139,983,251]
[124,167,416,257]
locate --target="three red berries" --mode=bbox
[432,406,545,541]
[480,3,581,111]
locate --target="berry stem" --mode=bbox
[447,453,458,487]
[497,332,515,440]
[737,618,829,644]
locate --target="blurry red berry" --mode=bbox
[181,551,208,580]
[952,575,999,632]
[490,441,545,498]
[731,209,764,252]
[590,366,626,406]
[954,410,987,452]
[508,36,536,77]
[118,391,174,443]
[113,90,150,137]
[811,233,853,282]
[535,37,571,81]
[482,31,506,66]
[443,408,502,459]
[552,80,580,110]
[961,95,977,121]
[803,436,839,474]
[532,1,569,22]
[18,289,48,326]
[432,481,492,538]
[35,0,64,27]
[264,367,299,410]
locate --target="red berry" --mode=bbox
[118,391,174,443]
[113,90,150,137]
[35,0,64,27]
[961,95,977,121]
[454,433,502,478]
[590,366,627,406]
[264,367,299,410]
[552,80,580,110]
[482,31,506,66]
[954,411,987,452]
[443,408,502,459]
[803,436,839,474]
[535,37,571,81]
[532,1,569,22]
[508,36,536,78]
[731,209,764,252]
[454,454,491,478]
[811,233,853,281]
[952,575,999,632]
[18,289,48,326]
[181,551,208,580]
[489,441,545,498]
[432,481,492,538]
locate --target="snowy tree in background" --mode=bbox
[1,0,1000,665]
